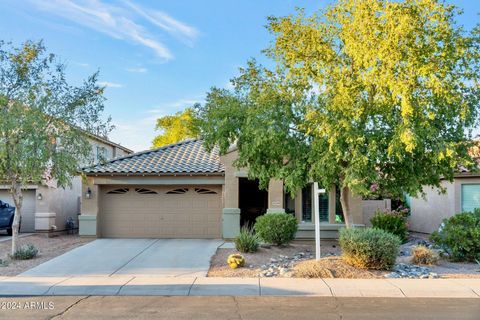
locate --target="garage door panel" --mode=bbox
[100,185,222,238]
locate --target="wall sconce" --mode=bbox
[85,188,92,199]
[37,193,43,201]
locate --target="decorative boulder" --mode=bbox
[227,254,245,269]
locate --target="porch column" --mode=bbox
[220,152,241,238]
[79,177,99,237]
[34,185,56,232]
[266,179,285,214]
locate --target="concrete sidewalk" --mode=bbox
[0,276,479,298]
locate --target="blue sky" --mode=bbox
[0,1,478,151]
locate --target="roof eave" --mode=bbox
[83,172,225,177]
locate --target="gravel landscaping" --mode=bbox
[0,233,92,276]
[208,241,341,278]
[209,235,480,279]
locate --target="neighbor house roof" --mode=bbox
[81,129,134,154]
[82,139,224,175]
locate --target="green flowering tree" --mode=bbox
[0,41,112,255]
[195,0,480,228]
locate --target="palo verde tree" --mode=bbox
[195,0,480,228]
[0,41,112,255]
[152,108,199,148]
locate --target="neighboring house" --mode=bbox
[0,133,133,233]
[408,169,480,234]
[79,139,364,239]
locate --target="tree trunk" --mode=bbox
[10,182,23,256]
[340,185,355,229]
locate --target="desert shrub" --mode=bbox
[339,228,401,270]
[370,211,408,242]
[11,244,38,260]
[293,257,378,279]
[234,226,259,253]
[430,210,480,262]
[227,253,245,269]
[293,260,335,278]
[411,245,439,265]
[254,213,298,246]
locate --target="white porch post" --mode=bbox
[313,182,326,261]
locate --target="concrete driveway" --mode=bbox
[20,239,223,277]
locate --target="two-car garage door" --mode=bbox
[99,185,222,238]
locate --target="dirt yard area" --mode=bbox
[0,233,92,276]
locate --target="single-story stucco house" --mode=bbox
[79,139,364,239]
[408,169,480,234]
[0,132,133,233]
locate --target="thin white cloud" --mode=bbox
[111,96,204,151]
[28,0,197,60]
[74,62,90,67]
[146,97,203,114]
[110,117,155,152]
[98,81,124,88]
[123,0,199,45]
[125,67,147,73]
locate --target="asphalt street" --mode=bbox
[0,296,478,320]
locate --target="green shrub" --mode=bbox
[234,226,260,253]
[370,211,408,242]
[430,210,480,262]
[254,213,298,246]
[339,228,401,270]
[11,244,38,260]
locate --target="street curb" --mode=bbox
[0,277,479,298]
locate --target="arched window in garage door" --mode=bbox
[166,188,189,194]
[194,188,217,195]
[135,188,158,195]
[106,188,129,194]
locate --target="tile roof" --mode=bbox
[82,139,224,175]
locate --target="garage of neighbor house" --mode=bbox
[0,189,36,233]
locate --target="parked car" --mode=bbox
[0,200,16,235]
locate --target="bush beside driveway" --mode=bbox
[0,234,92,276]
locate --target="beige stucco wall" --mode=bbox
[35,177,81,231]
[81,138,131,168]
[33,135,131,232]
[362,199,392,226]
[409,176,480,234]
[409,180,456,234]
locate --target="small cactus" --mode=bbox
[227,254,245,269]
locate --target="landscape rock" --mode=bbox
[257,251,315,277]
[385,263,438,279]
